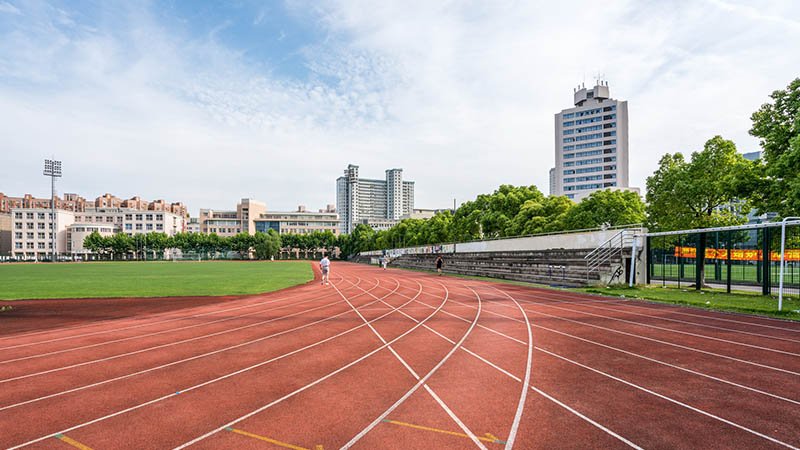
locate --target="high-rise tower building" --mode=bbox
[551,82,634,201]
[336,164,415,234]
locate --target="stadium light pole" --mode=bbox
[43,159,62,262]
[779,217,800,311]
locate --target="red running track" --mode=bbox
[1,262,799,450]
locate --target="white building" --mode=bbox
[336,164,415,234]
[11,207,185,259]
[10,208,74,260]
[551,82,637,201]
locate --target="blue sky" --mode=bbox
[1,0,800,215]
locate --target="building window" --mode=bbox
[15,232,22,239]
[106,217,114,223]
[146,214,153,221]
[38,232,45,239]
[563,177,575,183]
[156,224,163,230]
[135,214,143,221]
[146,224,153,230]
[156,214,163,220]
[563,137,575,143]
[135,224,143,230]
[125,214,133,220]
[37,223,45,229]
[37,242,45,249]
[125,224,132,230]
[563,113,574,119]
[564,153,575,159]
[15,222,22,229]
[26,212,33,219]
[26,242,34,249]
[15,242,22,249]
[26,232,33,239]
[563,129,574,135]
[37,212,45,219]
[563,121,574,127]
[14,212,22,219]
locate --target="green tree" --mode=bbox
[83,231,105,257]
[229,233,253,259]
[646,136,753,287]
[563,190,645,230]
[110,233,133,259]
[749,78,800,217]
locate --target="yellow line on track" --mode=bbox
[53,434,94,450]
[381,419,506,444]
[225,427,322,450]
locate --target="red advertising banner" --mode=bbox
[673,247,800,261]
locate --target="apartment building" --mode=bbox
[254,206,339,235]
[336,164,415,234]
[551,82,635,201]
[198,198,267,236]
[0,192,187,216]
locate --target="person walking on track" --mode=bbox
[435,254,443,276]
[320,255,330,285]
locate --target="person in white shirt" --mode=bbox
[320,256,330,286]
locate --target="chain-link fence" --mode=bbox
[647,222,800,300]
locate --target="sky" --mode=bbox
[1,0,799,216]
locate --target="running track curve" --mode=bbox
[1,262,798,449]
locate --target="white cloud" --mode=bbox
[0,2,20,15]
[1,0,799,216]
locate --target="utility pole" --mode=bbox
[43,159,62,262]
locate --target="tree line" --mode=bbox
[83,229,340,260]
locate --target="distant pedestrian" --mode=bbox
[435,255,443,276]
[320,256,330,286]
[382,257,388,270]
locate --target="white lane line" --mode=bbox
[375,274,644,449]
[395,281,642,449]
[421,280,798,448]
[493,289,532,450]
[340,284,483,450]
[0,278,386,411]
[521,306,800,376]
[511,291,800,345]
[339,277,486,449]
[0,283,330,351]
[528,386,644,449]
[535,347,800,449]
[532,322,800,406]
[500,285,800,332]
[169,277,452,450]
[440,288,800,377]
[0,280,368,365]
[0,279,379,384]
[440,287,800,404]
[6,275,415,449]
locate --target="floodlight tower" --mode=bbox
[43,159,62,262]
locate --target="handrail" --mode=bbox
[584,228,638,280]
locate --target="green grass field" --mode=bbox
[0,261,314,300]
[651,262,800,284]
[580,285,800,321]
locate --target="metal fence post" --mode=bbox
[726,230,732,294]
[762,227,770,296]
[646,236,652,284]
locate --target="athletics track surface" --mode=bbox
[1,262,799,449]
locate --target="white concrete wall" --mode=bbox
[455,228,644,253]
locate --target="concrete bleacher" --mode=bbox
[381,249,630,287]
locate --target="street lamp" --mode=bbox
[43,159,62,262]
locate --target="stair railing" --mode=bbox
[584,229,636,281]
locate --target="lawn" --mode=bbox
[0,261,314,300]
[578,285,800,321]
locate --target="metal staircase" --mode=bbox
[584,229,637,282]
